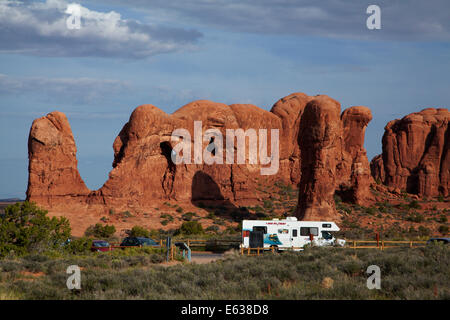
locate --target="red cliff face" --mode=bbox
[371,108,449,198]
[26,93,374,221]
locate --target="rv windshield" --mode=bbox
[321,231,333,240]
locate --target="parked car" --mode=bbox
[427,238,450,245]
[120,237,160,248]
[91,240,112,252]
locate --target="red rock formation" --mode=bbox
[370,154,384,183]
[26,111,90,206]
[296,96,342,220]
[295,99,373,220]
[270,93,312,185]
[26,92,374,221]
[371,108,449,198]
[338,106,373,204]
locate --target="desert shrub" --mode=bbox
[438,194,444,202]
[160,213,174,221]
[438,225,449,234]
[206,212,216,219]
[253,205,264,213]
[177,221,204,235]
[438,215,448,223]
[84,223,116,238]
[121,211,133,218]
[65,237,92,254]
[176,207,183,213]
[205,226,219,233]
[181,212,195,221]
[0,201,71,257]
[263,200,273,209]
[408,200,421,209]
[129,226,150,238]
[418,226,431,237]
[334,194,342,204]
[406,212,424,223]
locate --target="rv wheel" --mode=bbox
[270,245,279,253]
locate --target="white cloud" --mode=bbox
[0,0,202,58]
[0,73,130,103]
[103,0,450,41]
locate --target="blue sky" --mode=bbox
[0,0,449,198]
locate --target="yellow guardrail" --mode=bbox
[346,240,427,250]
[238,240,428,255]
[240,247,278,256]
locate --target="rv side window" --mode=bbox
[300,227,319,236]
[292,229,298,237]
[278,229,289,234]
[322,223,331,228]
[253,226,267,234]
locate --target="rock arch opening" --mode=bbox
[160,141,176,198]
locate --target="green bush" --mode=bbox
[406,212,424,223]
[334,194,342,204]
[65,237,92,254]
[206,212,216,219]
[121,211,133,218]
[181,212,195,221]
[178,221,204,235]
[129,226,150,238]
[418,226,430,237]
[205,225,219,233]
[0,201,71,257]
[84,223,116,238]
[263,200,273,209]
[408,200,421,209]
[438,225,449,235]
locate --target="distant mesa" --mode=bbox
[25,92,448,222]
[0,198,24,202]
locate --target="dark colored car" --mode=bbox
[120,237,160,248]
[427,238,450,245]
[91,240,112,252]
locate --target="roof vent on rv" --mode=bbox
[286,217,298,221]
[273,218,279,221]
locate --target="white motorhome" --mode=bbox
[241,217,345,251]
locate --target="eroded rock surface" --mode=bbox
[26,111,90,206]
[371,108,449,198]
